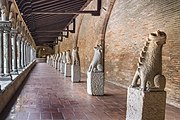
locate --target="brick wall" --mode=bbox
[56,0,180,108]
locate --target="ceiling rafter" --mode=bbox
[15,0,97,46]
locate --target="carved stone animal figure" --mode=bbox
[65,50,71,64]
[57,52,62,70]
[62,52,66,63]
[58,52,62,64]
[131,30,167,91]
[72,47,80,65]
[55,54,60,69]
[88,45,103,72]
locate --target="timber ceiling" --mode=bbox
[15,0,93,46]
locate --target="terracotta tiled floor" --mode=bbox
[0,63,180,120]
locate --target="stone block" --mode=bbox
[71,65,81,83]
[61,63,65,74]
[126,87,166,120]
[64,63,71,77]
[87,72,104,95]
[57,62,60,71]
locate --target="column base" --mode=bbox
[64,63,71,77]
[0,75,12,81]
[71,65,81,83]
[87,72,104,96]
[126,87,166,120]
[11,70,19,75]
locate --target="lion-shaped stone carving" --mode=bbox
[57,52,62,68]
[65,50,71,64]
[62,52,66,63]
[72,47,80,65]
[88,44,103,72]
[55,53,60,69]
[131,30,167,91]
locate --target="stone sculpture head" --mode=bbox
[148,30,167,45]
[94,44,103,53]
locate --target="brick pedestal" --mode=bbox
[87,72,104,95]
[126,87,166,120]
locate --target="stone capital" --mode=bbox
[0,21,11,30]
[11,29,18,37]
[17,34,22,40]
[21,37,25,42]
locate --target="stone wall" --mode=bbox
[55,0,180,108]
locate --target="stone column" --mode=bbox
[28,44,30,64]
[11,29,18,74]
[32,48,36,61]
[30,46,33,62]
[23,41,27,67]
[3,21,12,79]
[21,39,25,68]
[0,26,4,76]
[26,43,29,65]
[17,34,22,69]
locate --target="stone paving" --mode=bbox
[0,63,179,120]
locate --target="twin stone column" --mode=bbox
[0,21,31,79]
[2,21,12,78]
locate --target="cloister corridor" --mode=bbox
[0,63,179,120]
[0,0,180,120]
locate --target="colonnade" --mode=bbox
[0,0,36,81]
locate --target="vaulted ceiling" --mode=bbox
[15,0,94,46]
